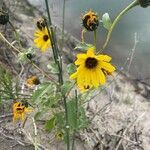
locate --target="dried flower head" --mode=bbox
[36,18,46,30]
[138,0,150,7]
[13,101,32,122]
[26,75,40,88]
[0,10,9,25]
[82,10,99,31]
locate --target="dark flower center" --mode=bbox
[101,68,111,76]
[43,35,49,41]
[84,85,90,89]
[33,78,40,85]
[85,57,98,69]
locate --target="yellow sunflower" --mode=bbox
[70,47,116,91]
[34,27,51,52]
[13,101,32,122]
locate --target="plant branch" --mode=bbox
[0,31,57,85]
[102,0,139,50]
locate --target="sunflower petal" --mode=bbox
[101,62,116,72]
[70,72,78,79]
[96,55,112,62]
[91,70,99,88]
[87,48,95,57]
[75,58,85,65]
[98,70,106,85]
[77,53,87,59]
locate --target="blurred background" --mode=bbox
[28,0,150,83]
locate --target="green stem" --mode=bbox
[44,0,58,62]
[81,29,86,42]
[59,0,66,85]
[64,96,70,150]
[61,0,66,52]
[102,0,139,50]
[61,1,70,149]
[8,21,22,48]
[94,30,97,49]
[71,90,78,150]
[44,0,63,85]
[44,1,70,149]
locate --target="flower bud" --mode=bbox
[36,18,46,30]
[26,53,33,60]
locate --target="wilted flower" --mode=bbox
[13,101,32,122]
[0,10,9,25]
[138,0,150,7]
[36,17,46,30]
[82,10,99,31]
[26,75,40,88]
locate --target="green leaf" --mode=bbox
[61,81,73,96]
[78,107,89,129]
[0,65,16,99]
[32,83,53,102]
[47,63,59,74]
[26,47,35,54]
[67,100,77,130]
[67,63,76,75]
[55,112,65,128]
[45,117,56,132]
[34,111,43,120]
[42,94,61,107]
[18,52,27,62]
[102,13,112,30]
[74,42,95,52]
[67,100,88,132]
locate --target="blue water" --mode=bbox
[29,0,150,81]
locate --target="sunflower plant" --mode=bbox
[30,5,116,148]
